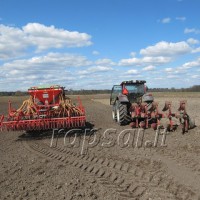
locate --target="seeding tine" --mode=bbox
[162,101,172,112]
[150,102,158,112]
[178,100,187,112]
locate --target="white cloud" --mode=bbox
[130,52,136,57]
[164,67,189,76]
[161,58,200,81]
[192,47,200,53]
[92,50,100,55]
[176,17,186,21]
[0,24,29,59]
[140,41,191,57]
[187,38,199,45]
[89,66,113,72]
[1,25,200,91]
[191,75,199,79]
[95,58,115,66]
[184,28,200,34]
[161,18,171,24]
[119,56,172,66]
[0,23,92,59]
[0,53,93,90]
[119,40,194,68]
[3,52,91,68]
[165,68,174,72]
[77,70,89,75]
[23,23,92,50]
[142,65,156,71]
[181,58,200,69]
[154,77,164,80]
[125,69,139,74]
[78,66,113,75]
[167,75,179,79]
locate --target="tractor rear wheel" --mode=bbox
[116,101,130,125]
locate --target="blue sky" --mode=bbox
[0,0,200,91]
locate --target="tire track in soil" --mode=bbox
[23,140,198,200]
[157,147,200,175]
[86,98,200,199]
[151,148,200,200]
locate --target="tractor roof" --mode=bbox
[120,80,146,85]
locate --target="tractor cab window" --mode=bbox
[125,84,145,94]
[110,85,122,105]
[112,85,122,94]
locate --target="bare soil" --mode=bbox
[0,93,200,200]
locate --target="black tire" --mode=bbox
[112,105,117,121]
[116,101,131,125]
[189,117,195,129]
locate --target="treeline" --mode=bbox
[0,91,28,96]
[0,89,111,96]
[149,85,200,92]
[65,89,111,95]
[0,85,199,96]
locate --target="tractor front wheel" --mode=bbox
[116,101,130,125]
[112,105,117,121]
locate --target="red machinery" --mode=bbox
[111,80,195,133]
[0,85,86,131]
[129,100,190,132]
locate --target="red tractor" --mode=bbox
[0,85,86,132]
[110,80,195,133]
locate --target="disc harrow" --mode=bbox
[130,100,194,133]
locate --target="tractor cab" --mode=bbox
[121,80,146,95]
[110,80,147,105]
[121,80,147,103]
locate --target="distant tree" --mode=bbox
[15,91,23,96]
